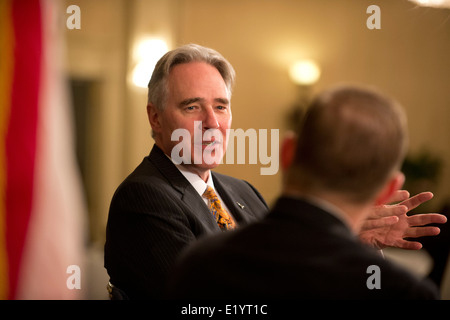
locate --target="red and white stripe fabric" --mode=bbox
[0,0,86,300]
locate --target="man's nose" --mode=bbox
[202,107,219,129]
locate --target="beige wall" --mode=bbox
[65,0,127,242]
[65,0,450,243]
[176,0,450,208]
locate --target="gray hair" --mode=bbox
[147,44,236,110]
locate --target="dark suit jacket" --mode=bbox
[167,196,440,299]
[104,145,268,299]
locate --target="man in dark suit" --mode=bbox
[104,44,268,299]
[104,145,268,299]
[166,84,443,299]
[105,44,445,299]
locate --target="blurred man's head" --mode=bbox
[284,84,408,205]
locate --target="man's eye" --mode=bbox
[186,106,196,110]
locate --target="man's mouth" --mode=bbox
[201,140,221,147]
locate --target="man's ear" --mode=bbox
[280,131,297,172]
[375,172,405,206]
[147,103,161,134]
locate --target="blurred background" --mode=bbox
[1,0,449,299]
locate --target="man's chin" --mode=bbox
[179,162,221,180]
[192,148,224,168]
[189,160,221,170]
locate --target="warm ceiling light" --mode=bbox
[132,38,168,88]
[409,0,450,8]
[289,60,321,86]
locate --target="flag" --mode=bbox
[0,0,86,299]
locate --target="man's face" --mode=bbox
[152,62,232,175]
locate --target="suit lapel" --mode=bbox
[148,145,190,195]
[212,172,255,224]
[180,187,220,231]
[148,145,219,230]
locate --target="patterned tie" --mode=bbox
[203,186,236,231]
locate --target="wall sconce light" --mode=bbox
[408,0,450,8]
[286,59,321,130]
[131,38,168,88]
[288,59,321,86]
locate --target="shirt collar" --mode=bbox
[175,164,214,196]
[164,150,215,196]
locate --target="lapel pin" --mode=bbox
[236,202,245,209]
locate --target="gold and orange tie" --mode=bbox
[203,186,236,230]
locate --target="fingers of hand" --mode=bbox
[387,190,410,204]
[408,213,448,227]
[404,226,441,238]
[372,204,408,219]
[400,192,434,211]
[393,239,423,250]
[360,215,399,231]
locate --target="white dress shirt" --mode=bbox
[173,162,232,216]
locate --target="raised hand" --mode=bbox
[359,191,447,250]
